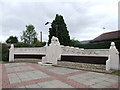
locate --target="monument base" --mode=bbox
[38,62,53,66]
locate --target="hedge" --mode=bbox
[2,43,9,61]
[79,40,120,52]
[14,42,46,48]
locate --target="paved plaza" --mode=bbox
[1,63,119,89]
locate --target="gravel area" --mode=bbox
[57,61,113,74]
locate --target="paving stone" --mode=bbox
[77,78,101,86]
[8,74,18,78]
[97,77,108,81]
[89,78,103,83]
[17,86,26,88]
[91,83,107,88]
[6,68,14,72]
[17,73,30,79]
[16,70,49,81]
[49,80,73,88]
[14,67,21,71]
[102,74,118,80]
[104,78,118,83]
[9,78,21,84]
[94,73,105,76]
[48,67,79,75]
[82,80,97,86]
[38,65,53,69]
[68,74,83,79]
[38,84,55,88]
[25,84,40,88]
[38,80,73,88]
[20,77,33,82]
[27,71,49,79]
[98,81,113,87]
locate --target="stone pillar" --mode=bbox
[106,42,120,70]
[9,44,14,62]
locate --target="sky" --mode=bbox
[0,0,119,43]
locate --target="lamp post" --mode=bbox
[45,22,58,37]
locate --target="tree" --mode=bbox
[21,25,38,45]
[48,14,70,46]
[6,36,18,44]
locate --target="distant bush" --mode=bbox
[79,40,120,52]
[69,40,120,52]
[14,41,46,47]
[14,42,31,47]
[2,43,9,61]
[69,39,81,47]
[32,41,46,47]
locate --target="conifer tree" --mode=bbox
[48,14,70,45]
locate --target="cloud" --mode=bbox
[0,0,118,43]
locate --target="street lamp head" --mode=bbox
[45,22,51,25]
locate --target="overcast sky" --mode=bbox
[0,0,119,43]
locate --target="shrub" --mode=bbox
[79,40,120,52]
[33,41,46,47]
[2,43,9,61]
[14,41,46,47]
[14,42,31,47]
[69,39,81,47]
[69,40,120,52]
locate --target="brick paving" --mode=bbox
[0,64,2,90]
[1,63,119,89]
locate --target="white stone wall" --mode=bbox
[61,46,109,57]
[9,40,119,70]
[61,46,83,54]
[14,47,46,55]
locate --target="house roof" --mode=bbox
[91,30,120,42]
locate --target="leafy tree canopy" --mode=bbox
[21,25,38,45]
[6,36,18,44]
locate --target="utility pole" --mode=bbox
[40,31,42,42]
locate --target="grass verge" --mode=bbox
[111,70,120,75]
[0,61,8,64]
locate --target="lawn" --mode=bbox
[0,61,8,64]
[112,70,120,75]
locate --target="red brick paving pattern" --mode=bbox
[29,63,91,88]
[2,64,10,88]
[2,63,119,88]
[0,64,2,89]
